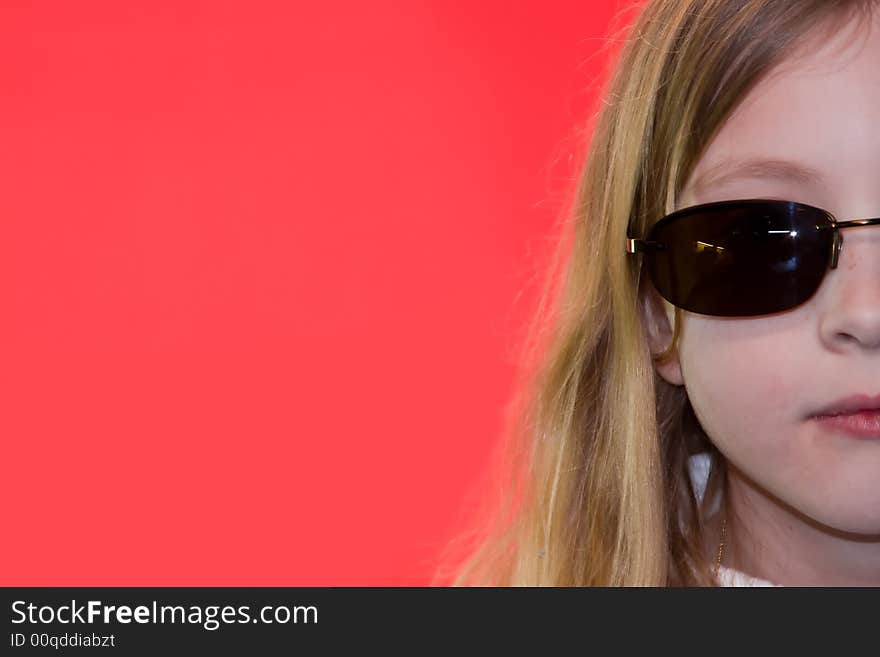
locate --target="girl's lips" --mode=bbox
[814,410,880,438]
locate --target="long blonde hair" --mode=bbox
[434,0,878,586]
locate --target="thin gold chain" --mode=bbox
[713,514,727,581]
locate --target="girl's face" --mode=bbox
[651,11,880,583]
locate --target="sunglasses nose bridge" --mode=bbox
[827,216,880,268]
[830,228,842,268]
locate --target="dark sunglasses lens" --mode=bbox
[645,202,833,317]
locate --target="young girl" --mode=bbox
[435,0,880,586]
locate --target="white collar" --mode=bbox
[716,565,781,587]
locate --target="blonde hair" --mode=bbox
[434,0,878,586]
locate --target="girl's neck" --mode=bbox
[717,466,880,586]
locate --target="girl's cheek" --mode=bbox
[683,346,795,441]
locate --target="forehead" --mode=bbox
[682,9,880,206]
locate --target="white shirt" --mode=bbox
[716,565,780,587]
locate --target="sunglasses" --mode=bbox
[626,198,880,317]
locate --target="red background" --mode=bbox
[0,1,630,585]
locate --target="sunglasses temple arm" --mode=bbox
[626,238,667,254]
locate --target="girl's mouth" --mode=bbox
[813,410,880,438]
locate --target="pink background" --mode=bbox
[0,0,629,585]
